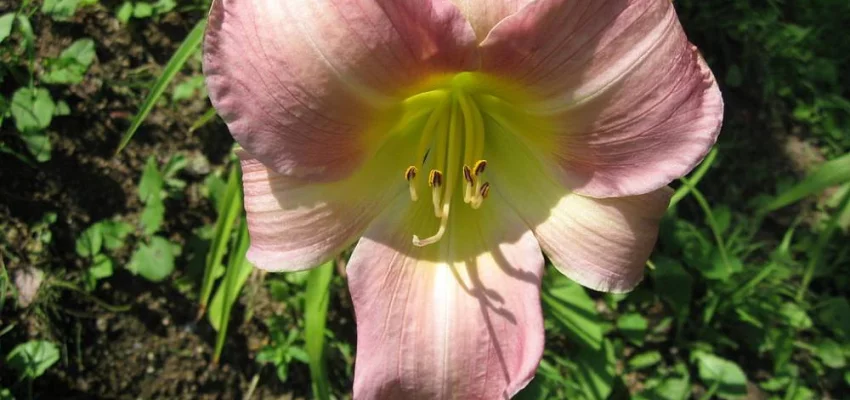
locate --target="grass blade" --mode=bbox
[669,147,718,208]
[210,220,253,364]
[197,162,243,319]
[115,19,206,154]
[761,152,850,212]
[304,261,334,400]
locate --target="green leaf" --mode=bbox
[304,261,334,400]
[54,100,71,116]
[208,223,252,332]
[652,256,693,318]
[617,313,649,346]
[573,339,616,400]
[139,198,165,236]
[41,0,80,20]
[127,236,174,282]
[41,38,96,84]
[138,156,163,203]
[817,297,850,338]
[542,274,603,350]
[19,130,51,162]
[814,339,846,369]
[5,340,60,379]
[171,75,205,102]
[133,2,153,18]
[693,352,748,399]
[116,2,133,23]
[628,351,663,371]
[75,222,103,257]
[11,88,55,132]
[780,302,812,330]
[762,152,850,212]
[100,220,133,250]
[84,254,113,291]
[16,15,34,51]
[116,18,205,153]
[643,363,691,400]
[198,164,242,312]
[0,13,15,44]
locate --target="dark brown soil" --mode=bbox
[0,2,312,399]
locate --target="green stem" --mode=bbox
[796,187,850,301]
[669,147,718,208]
[680,176,731,272]
[48,280,131,312]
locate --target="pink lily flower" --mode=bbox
[203,0,722,398]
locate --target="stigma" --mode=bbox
[401,75,494,247]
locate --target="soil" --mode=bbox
[0,2,317,398]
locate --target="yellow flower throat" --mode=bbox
[394,72,527,247]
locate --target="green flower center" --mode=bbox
[392,72,539,247]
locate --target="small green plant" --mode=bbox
[126,155,186,282]
[5,340,59,399]
[75,219,133,290]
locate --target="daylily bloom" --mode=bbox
[204,0,722,398]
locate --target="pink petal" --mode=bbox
[480,0,722,197]
[204,0,478,180]
[450,0,530,41]
[531,189,672,293]
[237,127,418,271]
[348,196,544,399]
[486,124,670,293]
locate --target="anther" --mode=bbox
[405,166,418,202]
[479,182,491,199]
[428,169,444,217]
[473,160,487,176]
[471,182,490,209]
[405,166,417,181]
[428,170,443,187]
[462,164,475,203]
[462,165,473,184]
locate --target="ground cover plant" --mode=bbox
[1,0,849,399]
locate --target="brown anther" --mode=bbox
[462,165,474,184]
[479,182,491,199]
[428,170,443,187]
[405,166,417,181]
[473,160,487,175]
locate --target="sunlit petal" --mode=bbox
[238,132,418,272]
[205,0,478,181]
[486,120,670,292]
[348,194,544,399]
[481,0,722,197]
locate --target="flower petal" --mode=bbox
[530,189,671,293]
[485,120,670,293]
[449,0,530,41]
[347,195,544,398]
[205,0,479,180]
[238,131,418,272]
[480,0,722,197]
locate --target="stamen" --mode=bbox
[471,182,490,209]
[405,166,417,180]
[462,165,474,203]
[405,166,418,201]
[428,170,443,217]
[428,169,442,187]
[479,182,491,199]
[473,160,487,175]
